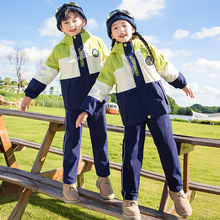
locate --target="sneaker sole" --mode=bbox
[63,196,80,204]
[175,207,192,218]
[122,211,141,220]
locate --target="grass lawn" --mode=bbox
[0,106,220,220]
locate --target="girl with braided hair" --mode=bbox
[76,9,194,219]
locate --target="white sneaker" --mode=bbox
[63,183,79,203]
[169,190,192,217]
[122,200,141,220]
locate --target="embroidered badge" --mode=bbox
[145,56,154,66]
[92,49,99,57]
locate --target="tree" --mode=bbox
[4,77,11,91]
[8,48,27,94]
[167,95,180,114]
[109,93,117,103]
[0,77,4,89]
[185,107,192,115]
[177,107,187,115]
[49,87,54,95]
[21,79,28,90]
[11,80,18,91]
[4,77,11,85]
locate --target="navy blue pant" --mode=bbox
[122,114,183,200]
[63,104,110,184]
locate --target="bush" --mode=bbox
[0,90,25,101]
[171,118,189,123]
[191,119,220,125]
[35,99,64,108]
[0,91,64,109]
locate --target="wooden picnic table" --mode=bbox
[0,108,220,219]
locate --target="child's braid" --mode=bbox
[133,32,155,65]
[111,39,116,49]
[110,32,155,66]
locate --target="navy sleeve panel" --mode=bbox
[24,78,46,99]
[80,96,102,116]
[169,72,187,89]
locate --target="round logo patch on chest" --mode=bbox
[145,56,154,66]
[92,49,99,57]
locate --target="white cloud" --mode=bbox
[143,35,159,44]
[202,86,220,95]
[21,40,32,46]
[160,48,190,59]
[173,29,190,39]
[0,44,14,58]
[194,86,220,106]
[38,17,62,37]
[1,40,16,46]
[45,0,53,4]
[87,18,98,30]
[183,58,220,72]
[24,47,51,63]
[191,26,220,39]
[163,82,197,107]
[208,73,220,79]
[118,0,165,20]
[0,45,52,82]
[163,82,220,107]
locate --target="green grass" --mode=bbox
[0,106,220,220]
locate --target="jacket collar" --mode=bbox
[111,36,140,55]
[60,29,92,45]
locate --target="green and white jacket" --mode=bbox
[81,36,187,125]
[25,29,110,110]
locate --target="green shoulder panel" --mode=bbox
[148,43,168,72]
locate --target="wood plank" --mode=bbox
[39,168,63,181]
[0,181,22,197]
[178,143,195,155]
[8,188,32,220]
[0,116,17,168]
[31,122,58,174]
[0,165,179,220]
[0,109,65,124]
[1,109,220,148]
[8,122,60,220]
[9,137,220,195]
[183,153,190,192]
[159,182,169,212]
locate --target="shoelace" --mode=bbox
[128,201,137,207]
[177,191,187,199]
[102,178,112,186]
[69,184,77,190]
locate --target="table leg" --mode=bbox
[8,122,59,220]
[183,152,190,192]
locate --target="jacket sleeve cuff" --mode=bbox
[169,72,187,89]
[80,96,102,116]
[24,78,46,99]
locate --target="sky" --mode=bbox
[0,0,220,107]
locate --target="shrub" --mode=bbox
[171,118,189,123]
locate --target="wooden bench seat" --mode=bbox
[0,165,180,220]
[9,137,220,195]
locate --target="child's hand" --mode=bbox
[20,96,32,113]
[182,85,194,98]
[76,112,88,128]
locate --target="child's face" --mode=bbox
[111,20,135,43]
[60,11,86,36]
